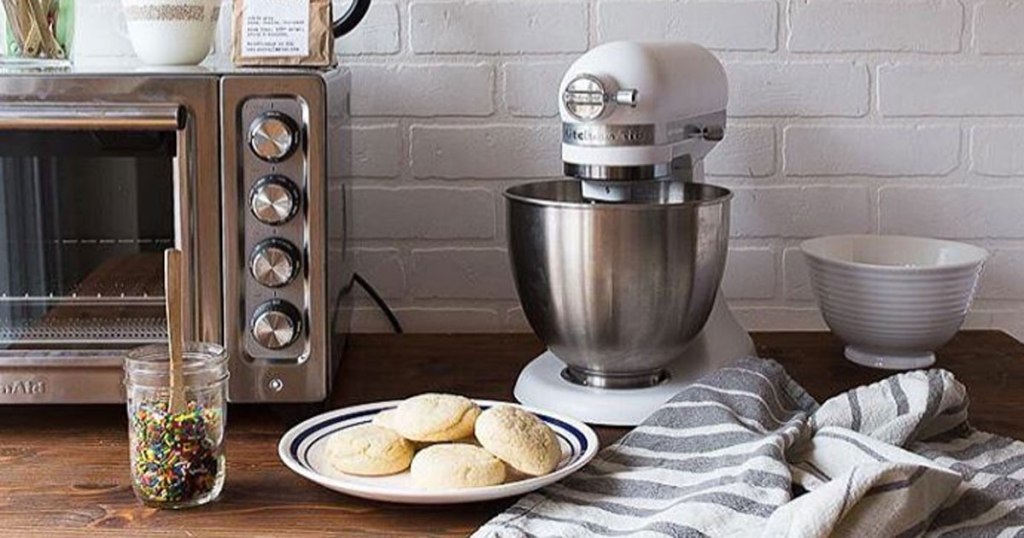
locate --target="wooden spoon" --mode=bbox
[164,249,186,413]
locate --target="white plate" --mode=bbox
[278,399,599,504]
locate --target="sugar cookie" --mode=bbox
[324,424,414,476]
[372,408,398,430]
[475,405,561,476]
[392,393,481,442]
[410,444,506,489]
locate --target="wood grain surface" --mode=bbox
[1,331,1022,536]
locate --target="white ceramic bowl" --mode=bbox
[801,235,988,370]
[121,0,219,66]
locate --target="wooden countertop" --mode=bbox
[3,331,1024,536]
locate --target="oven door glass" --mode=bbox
[0,129,176,349]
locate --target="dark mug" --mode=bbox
[334,0,373,38]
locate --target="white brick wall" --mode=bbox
[598,1,778,51]
[974,1,1024,54]
[410,124,561,178]
[349,63,495,116]
[70,0,1024,339]
[727,62,869,117]
[878,64,1024,116]
[731,186,872,238]
[972,126,1024,176]
[409,2,588,54]
[788,0,962,53]
[784,125,961,176]
[337,2,401,55]
[351,187,495,239]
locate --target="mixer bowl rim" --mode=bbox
[504,179,733,210]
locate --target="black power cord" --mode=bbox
[353,272,404,334]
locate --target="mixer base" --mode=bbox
[514,351,706,426]
[515,293,757,426]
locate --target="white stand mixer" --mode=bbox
[507,42,755,426]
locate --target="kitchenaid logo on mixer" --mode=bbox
[1,378,46,396]
[562,123,655,147]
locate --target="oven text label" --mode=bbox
[1,379,46,396]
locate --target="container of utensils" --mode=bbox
[124,249,228,509]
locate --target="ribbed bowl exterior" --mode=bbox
[802,237,986,354]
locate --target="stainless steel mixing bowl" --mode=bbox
[506,180,733,389]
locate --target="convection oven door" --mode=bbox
[0,82,221,403]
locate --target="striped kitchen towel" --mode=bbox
[474,358,1024,537]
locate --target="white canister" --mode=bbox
[121,0,220,65]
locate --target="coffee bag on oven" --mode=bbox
[232,0,334,67]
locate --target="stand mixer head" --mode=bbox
[559,41,728,200]
[507,41,755,425]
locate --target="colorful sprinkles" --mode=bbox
[130,400,222,505]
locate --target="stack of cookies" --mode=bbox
[323,393,563,489]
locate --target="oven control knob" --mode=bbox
[251,300,301,350]
[250,238,301,288]
[249,112,298,162]
[250,175,300,225]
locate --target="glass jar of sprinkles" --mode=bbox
[124,342,228,509]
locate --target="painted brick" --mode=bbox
[353,248,406,299]
[410,2,587,54]
[990,311,1024,342]
[211,0,231,61]
[975,1,1024,54]
[783,247,814,301]
[978,248,1024,300]
[972,126,1024,176]
[879,187,1024,238]
[728,62,869,117]
[351,187,494,239]
[879,64,1024,116]
[784,125,960,176]
[352,307,502,332]
[335,2,401,55]
[504,60,573,118]
[350,307,399,333]
[789,0,962,53]
[598,1,777,51]
[505,307,532,332]
[349,64,494,117]
[963,310,1024,342]
[346,123,402,178]
[705,124,776,177]
[410,248,517,299]
[734,307,827,331]
[722,248,776,299]
[732,186,871,238]
[72,0,134,60]
[68,0,1024,339]
[411,124,561,178]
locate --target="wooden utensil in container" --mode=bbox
[164,248,186,413]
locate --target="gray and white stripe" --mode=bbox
[475,359,1024,537]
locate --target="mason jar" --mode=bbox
[124,342,228,509]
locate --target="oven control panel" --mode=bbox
[239,99,308,361]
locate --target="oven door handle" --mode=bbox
[0,103,186,130]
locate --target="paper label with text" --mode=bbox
[241,0,309,57]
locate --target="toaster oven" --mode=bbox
[0,66,352,403]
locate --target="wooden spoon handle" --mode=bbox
[164,249,186,413]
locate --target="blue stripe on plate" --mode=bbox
[302,419,374,464]
[539,415,589,453]
[289,404,590,469]
[290,408,382,458]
